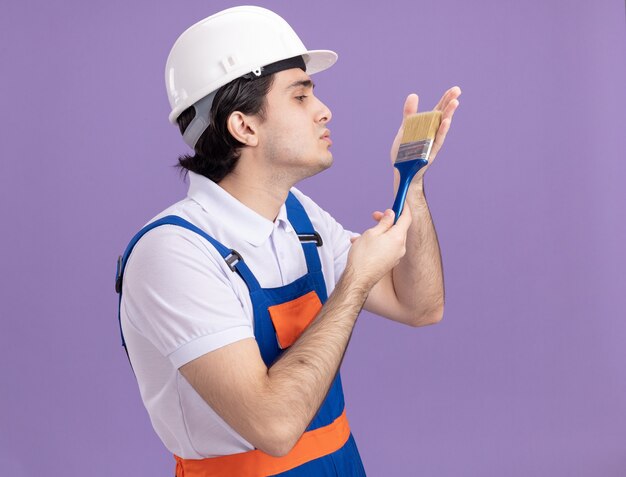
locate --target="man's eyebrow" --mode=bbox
[285,79,315,90]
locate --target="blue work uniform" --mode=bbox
[116,192,366,476]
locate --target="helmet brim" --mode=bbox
[303,50,338,75]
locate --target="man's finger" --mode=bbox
[442,98,459,121]
[430,119,448,159]
[434,86,461,112]
[371,209,395,234]
[403,93,419,119]
[430,118,451,158]
[430,98,459,159]
[372,211,384,221]
[434,87,454,111]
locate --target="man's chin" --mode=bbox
[321,153,333,170]
[313,155,333,175]
[294,154,334,182]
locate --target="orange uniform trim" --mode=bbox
[268,290,322,349]
[174,409,350,477]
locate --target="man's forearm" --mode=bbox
[392,180,445,325]
[265,266,367,450]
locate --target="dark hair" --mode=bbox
[176,75,275,182]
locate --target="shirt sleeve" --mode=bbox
[121,225,254,369]
[324,211,359,285]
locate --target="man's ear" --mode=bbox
[227,112,259,147]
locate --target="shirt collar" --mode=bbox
[187,171,291,246]
[275,203,294,233]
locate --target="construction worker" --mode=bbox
[116,5,460,476]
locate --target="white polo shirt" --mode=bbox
[120,171,356,459]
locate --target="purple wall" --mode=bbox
[1,1,625,475]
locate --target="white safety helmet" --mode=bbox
[165,6,338,148]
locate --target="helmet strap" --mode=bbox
[182,91,217,149]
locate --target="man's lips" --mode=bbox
[321,130,332,146]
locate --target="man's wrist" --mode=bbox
[339,264,371,303]
[407,178,428,206]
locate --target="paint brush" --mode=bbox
[391,110,442,223]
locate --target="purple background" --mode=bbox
[1,1,625,475]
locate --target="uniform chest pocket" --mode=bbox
[268,290,323,349]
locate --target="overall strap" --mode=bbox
[115,215,261,354]
[285,192,323,274]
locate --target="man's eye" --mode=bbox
[295,95,308,102]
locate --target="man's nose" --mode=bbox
[316,98,332,124]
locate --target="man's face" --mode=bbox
[256,68,333,181]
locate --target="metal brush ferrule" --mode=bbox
[396,139,434,163]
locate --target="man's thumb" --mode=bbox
[373,209,395,232]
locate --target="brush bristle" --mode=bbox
[401,111,442,144]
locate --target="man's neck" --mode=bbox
[218,169,291,222]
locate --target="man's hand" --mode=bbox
[347,207,413,291]
[389,87,461,186]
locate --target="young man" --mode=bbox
[116,6,460,476]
